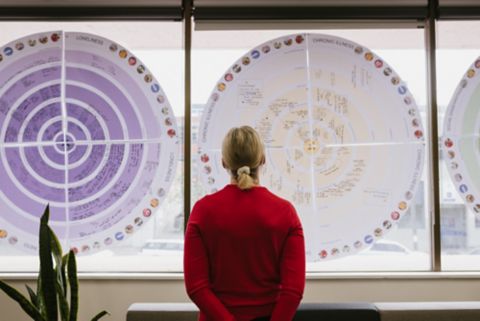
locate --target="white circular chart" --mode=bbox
[443,58,480,214]
[197,33,425,261]
[0,31,179,254]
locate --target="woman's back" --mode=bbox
[184,184,305,321]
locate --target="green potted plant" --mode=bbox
[0,205,108,321]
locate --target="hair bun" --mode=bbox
[236,166,250,176]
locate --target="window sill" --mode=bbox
[3,271,480,280]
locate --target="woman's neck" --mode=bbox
[230,177,260,185]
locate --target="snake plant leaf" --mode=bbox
[39,204,58,321]
[55,264,66,310]
[50,224,68,319]
[0,280,45,321]
[49,226,63,267]
[55,256,69,321]
[55,275,70,321]
[67,250,79,321]
[25,285,38,308]
[36,273,46,317]
[90,310,109,321]
[61,254,68,298]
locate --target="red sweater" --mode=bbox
[184,184,305,321]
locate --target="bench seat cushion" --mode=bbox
[294,303,380,321]
[127,302,380,321]
[376,301,480,321]
[127,303,198,321]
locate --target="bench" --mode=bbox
[127,302,380,321]
[376,301,480,321]
[127,301,480,321]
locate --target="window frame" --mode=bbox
[1,0,480,274]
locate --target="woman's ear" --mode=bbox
[260,155,266,165]
[222,159,226,169]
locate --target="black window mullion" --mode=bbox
[0,6,183,21]
[193,6,428,21]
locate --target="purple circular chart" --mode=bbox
[197,34,425,261]
[0,31,179,254]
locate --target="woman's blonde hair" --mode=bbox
[222,126,265,190]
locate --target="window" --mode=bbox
[0,21,184,272]
[438,21,480,270]
[192,25,431,271]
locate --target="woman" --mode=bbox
[184,126,305,321]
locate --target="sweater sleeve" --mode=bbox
[183,201,236,321]
[270,204,306,321]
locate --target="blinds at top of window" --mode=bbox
[193,0,429,20]
[194,0,428,7]
[0,0,183,20]
[440,0,480,6]
[0,0,181,6]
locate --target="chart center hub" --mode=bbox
[54,132,76,153]
[304,139,321,154]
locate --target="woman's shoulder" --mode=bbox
[257,185,289,202]
[192,184,231,208]
[257,186,296,211]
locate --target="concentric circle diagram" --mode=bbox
[0,31,179,254]
[443,57,480,215]
[197,33,425,261]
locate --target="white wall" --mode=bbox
[2,276,480,321]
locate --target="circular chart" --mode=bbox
[443,57,480,215]
[197,33,425,261]
[0,31,179,254]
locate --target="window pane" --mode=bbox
[0,21,184,272]
[192,26,431,271]
[438,21,480,271]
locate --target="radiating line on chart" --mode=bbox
[2,141,60,148]
[61,31,71,250]
[200,148,221,152]
[200,146,306,152]
[60,31,68,136]
[72,138,163,146]
[443,134,480,139]
[305,33,318,215]
[325,141,424,148]
[266,145,303,150]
